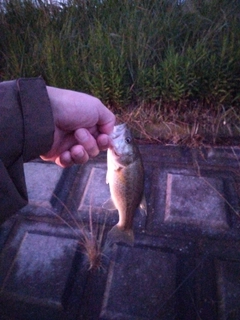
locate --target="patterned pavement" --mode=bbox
[0,145,240,320]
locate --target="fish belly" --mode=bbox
[109,159,144,230]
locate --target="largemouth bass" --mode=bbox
[103,123,146,246]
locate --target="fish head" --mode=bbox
[108,123,140,166]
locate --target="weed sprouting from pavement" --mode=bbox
[48,194,109,271]
[77,217,108,272]
[79,205,109,271]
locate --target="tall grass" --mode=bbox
[0,0,240,140]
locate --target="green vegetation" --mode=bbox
[0,0,240,144]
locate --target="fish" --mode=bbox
[103,123,146,246]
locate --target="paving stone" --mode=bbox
[64,162,120,230]
[165,173,228,228]
[2,234,77,301]
[78,165,109,210]
[191,257,219,320]
[24,162,63,207]
[0,221,86,320]
[146,166,235,239]
[100,244,177,320]
[217,259,240,319]
[0,218,15,253]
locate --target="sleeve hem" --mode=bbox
[17,78,55,162]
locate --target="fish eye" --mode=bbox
[125,137,132,144]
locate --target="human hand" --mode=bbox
[40,86,115,167]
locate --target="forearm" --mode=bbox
[0,78,54,164]
[0,77,54,223]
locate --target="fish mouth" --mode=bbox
[109,123,127,157]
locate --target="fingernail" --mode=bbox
[101,135,109,147]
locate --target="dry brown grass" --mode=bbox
[114,102,240,147]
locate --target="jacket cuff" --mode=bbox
[17,78,54,162]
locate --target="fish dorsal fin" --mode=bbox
[139,195,147,216]
[102,198,117,211]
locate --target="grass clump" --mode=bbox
[0,0,240,144]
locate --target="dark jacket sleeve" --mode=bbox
[0,78,54,223]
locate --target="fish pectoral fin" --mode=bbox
[102,198,117,211]
[114,163,125,171]
[139,195,147,216]
[107,225,134,247]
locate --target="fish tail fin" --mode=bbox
[107,225,134,247]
